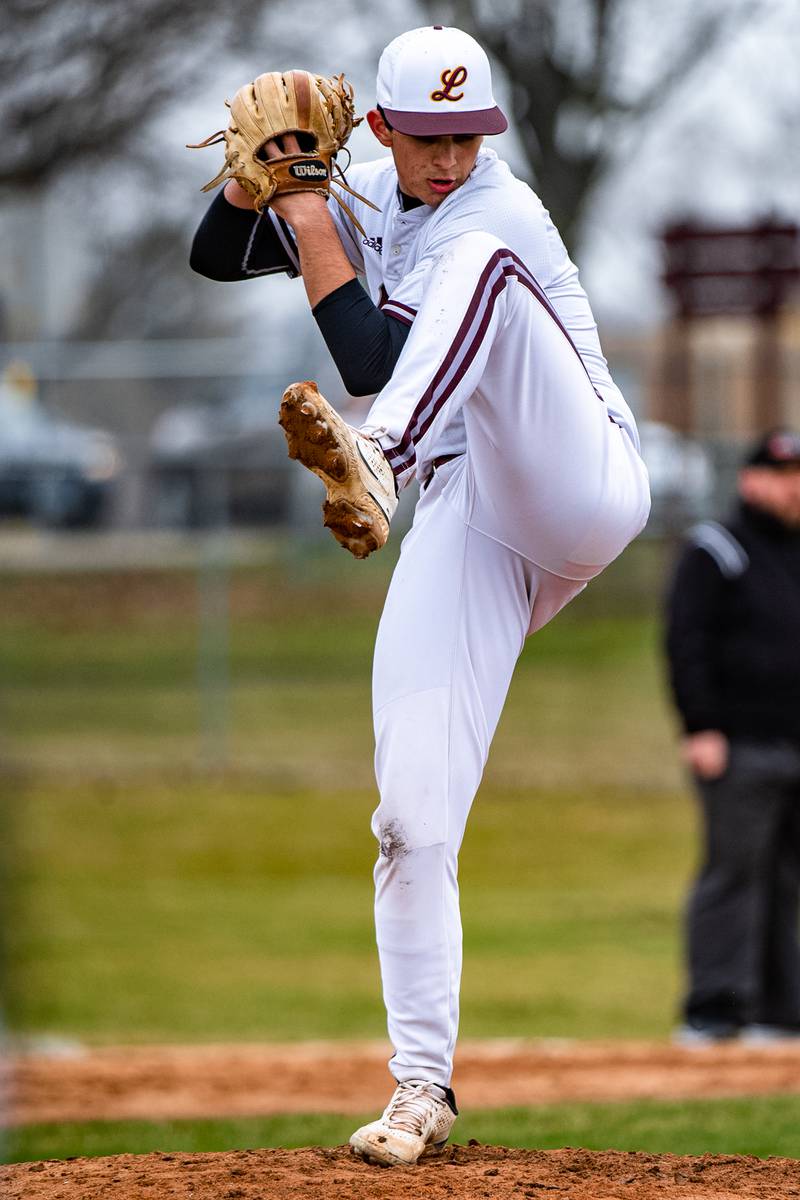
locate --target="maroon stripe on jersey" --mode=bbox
[382,302,416,327]
[383,248,608,478]
[382,298,417,317]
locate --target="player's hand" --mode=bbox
[682,730,729,780]
[262,131,303,158]
[261,132,329,225]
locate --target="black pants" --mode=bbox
[684,740,800,1028]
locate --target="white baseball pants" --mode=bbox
[363,232,650,1087]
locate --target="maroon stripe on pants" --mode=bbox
[383,249,609,477]
[385,253,503,470]
[413,272,508,448]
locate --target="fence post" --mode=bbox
[197,461,230,772]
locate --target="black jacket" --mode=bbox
[665,502,800,745]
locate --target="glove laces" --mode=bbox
[385,1081,444,1134]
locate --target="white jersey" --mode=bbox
[313,148,638,457]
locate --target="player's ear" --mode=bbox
[367,108,393,148]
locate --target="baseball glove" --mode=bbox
[188,70,378,234]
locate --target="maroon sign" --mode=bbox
[662,220,800,317]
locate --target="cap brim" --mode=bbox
[382,105,508,136]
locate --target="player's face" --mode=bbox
[739,466,800,527]
[367,110,482,207]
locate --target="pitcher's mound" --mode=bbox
[3,1143,798,1199]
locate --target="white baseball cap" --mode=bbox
[376,26,508,136]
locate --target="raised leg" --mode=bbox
[362,231,650,577]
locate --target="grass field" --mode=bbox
[8,1095,800,1164]
[6,777,689,1041]
[6,535,778,1163]
[2,538,690,1042]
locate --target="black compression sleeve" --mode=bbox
[312,279,411,397]
[189,191,298,281]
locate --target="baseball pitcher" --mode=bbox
[190,25,651,1166]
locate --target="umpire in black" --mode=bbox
[665,429,800,1043]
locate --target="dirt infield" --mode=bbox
[8,1038,800,1126]
[4,1144,800,1199]
[5,1040,800,1199]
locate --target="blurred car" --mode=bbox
[638,420,715,533]
[0,361,122,528]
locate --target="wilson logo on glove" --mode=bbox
[289,161,328,180]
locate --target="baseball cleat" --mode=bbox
[349,1079,457,1167]
[279,381,398,559]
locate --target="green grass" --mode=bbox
[2,543,695,1042]
[4,778,693,1041]
[7,1095,800,1164]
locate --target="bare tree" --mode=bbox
[1,0,275,187]
[0,0,365,338]
[1,0,289,338]
[423,0,775,252]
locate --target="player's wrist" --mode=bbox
[223,180,256,209]
[271,192,330,229]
